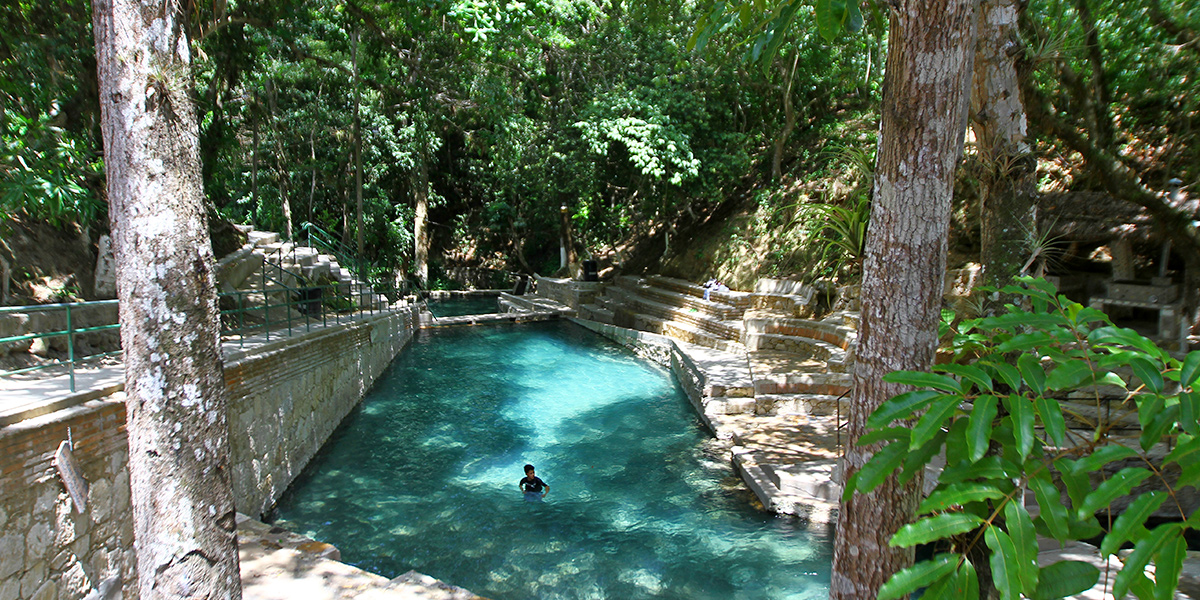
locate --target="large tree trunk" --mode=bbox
[972,0,1037,291]
[92,0,242,598]
[830,0,978,598]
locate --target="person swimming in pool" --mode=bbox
[519,464,549,501]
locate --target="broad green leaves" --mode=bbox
[852,278,1195,600]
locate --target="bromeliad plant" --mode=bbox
[849,277,1200,600]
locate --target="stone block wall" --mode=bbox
[0,396,134,600]
[225,309,418,517]
[0,307,418,599]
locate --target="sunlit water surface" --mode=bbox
[271,321,832,600]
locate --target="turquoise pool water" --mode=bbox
[426,295,500,317]
[270,321,832,600]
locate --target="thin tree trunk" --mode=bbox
[251,106,258,228]
[772,50,800,182]
[266,80,293,241]
[831,0,979,598]
[972,0,1037,292]
[353,28,364,257]
[1074,0,1115,148]
[92,0,242,597]
[413,147,430,287]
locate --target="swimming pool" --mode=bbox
[270,321,832,599]
[425,295,500,318]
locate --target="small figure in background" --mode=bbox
[702,278,718,301]
[520,464,549,501]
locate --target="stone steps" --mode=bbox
[754,393,849,416]
[753,370,852,396]
[615,276,745,320]
[606,285,744,341]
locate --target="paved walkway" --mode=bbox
[0,310,393,426]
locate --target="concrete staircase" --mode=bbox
[215,225,390,330]
[577,274,858,419]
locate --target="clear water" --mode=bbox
[426,295,500,317]
[270,321,832,600]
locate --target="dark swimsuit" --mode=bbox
[520,476,547,493]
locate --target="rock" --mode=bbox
[0,534,24,579]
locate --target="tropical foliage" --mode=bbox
[851,277,1200,600]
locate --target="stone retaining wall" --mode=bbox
[225,309,418,516]
[0,308,418,600]
[0,396,132,600]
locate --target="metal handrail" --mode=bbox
[0,300,121,392]
[2,262,402,392]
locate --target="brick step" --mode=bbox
[744,314,856,350]
[578,304,615,324]
[753,371,852,396]
[645,274,753,308]
[744,333,848,369]
[615,277,744,320]
[609,287,743,340]
[661,320,743,354]
[754,393,848,416]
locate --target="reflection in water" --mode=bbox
[271,321,832,600]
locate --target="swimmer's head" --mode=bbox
[524,464,535,475]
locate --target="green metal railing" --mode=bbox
[0,300,121,393]
[2,225,410,393]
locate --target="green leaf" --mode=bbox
[1140,404,1179,452]
[1005,501,1039,595]
[1112,523,1180,600]
[1179,463,1200,489]
[814,0,863,42]
[952,560,980,600]
[1031,474,1070,541]
[1078,467,1152,519]
[1100,491,1167,557]
[901,428,946,485]
[1031,561,1100,600]
[877,553,959,600]
[1034,395,1067,447]
[1180,390,1200,436]
[939,456,1014,485]
[967,395,998,462]
[1054,458,1090,507]
[1155,536,1187,600]
[919,483,1006,513]
[883,370,962,393]
[1180,351,1200,389]
[890,513,984,548]
[985,525,1022,600]
[1004,394,1035,460]
[1164,434,1200,467]
[1044,360,1094,391]
[998,331,1058,353]
[935,363,993,393]
[911,393,961,451]
[1090,326,1163,359]
[1018,353,1046,396]
[857,426,911,446]
[1130,356,1165,393]
[867,389,943,429]
[850,441,908,496]
[1071,445,1137,474]
[986,360,1023,392]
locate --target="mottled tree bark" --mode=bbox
[972,0,1037,291]
[92,0,242,597]
[414,155,430,287]
[831,0,978,598]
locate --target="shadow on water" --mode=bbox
[270,321,832,600]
